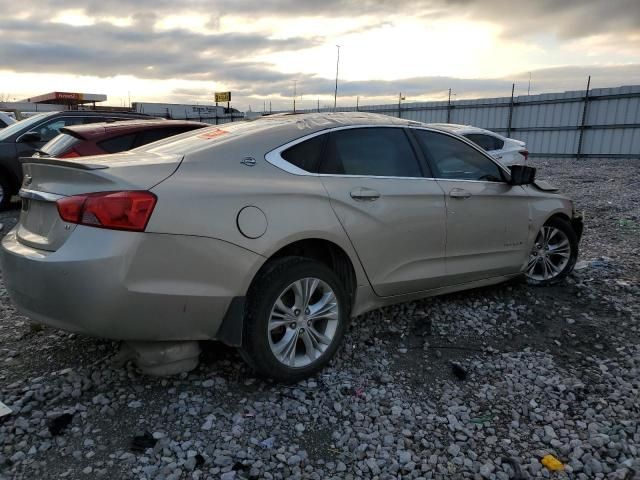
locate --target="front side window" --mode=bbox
[413,130,504,182]
[319,128,422,177]
[38,118,85,142]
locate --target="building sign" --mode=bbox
[215,92,231,103]
[55,92,83,101]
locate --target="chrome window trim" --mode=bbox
[265,124,429,180]
[264,123,510,184]
[19,188,65,202]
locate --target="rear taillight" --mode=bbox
[519,149,529,162]
[59,149,81,158]
[56,191,157,232]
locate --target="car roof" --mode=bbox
[60,119,208,141]
[138,112,474,158]
[426,123,505,137]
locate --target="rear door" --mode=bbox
[317,127,447,296]
[412,128,530,283]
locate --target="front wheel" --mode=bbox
[239,257,348,383]
[525,217,578,285]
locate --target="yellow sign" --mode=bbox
[215,92,231,103]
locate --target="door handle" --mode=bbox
[350,188,381,201]
[449,188,471,199]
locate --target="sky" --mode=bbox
[0,0,639,111]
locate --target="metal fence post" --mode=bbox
[507,83,515,137]
[576,75,591,160]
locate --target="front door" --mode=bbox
[411,128,530,283]
[318,127,447,297]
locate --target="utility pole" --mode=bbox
[576,75,591,161]
[334,45,340,111]
[317,98,320,112]
[356,96,359,111]
[527,72,531,96]
[447,88,452,123]
[269,101,272,114]
[128,91,131,109]
[398,92,405,118]
[507,83,515,137]
[293,80,297,113]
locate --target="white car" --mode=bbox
[0,112,17,129]
[428,124,528,166]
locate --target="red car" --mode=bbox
[35,120,209,158]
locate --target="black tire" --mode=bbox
[0,175,11,211]
[526,216,579,286]
[239,256,349,383]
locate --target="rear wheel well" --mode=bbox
[256,239,357,309]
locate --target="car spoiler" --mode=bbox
[19,157,108,170]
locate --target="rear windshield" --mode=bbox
[137,120,286,156]
[40,133,81,156]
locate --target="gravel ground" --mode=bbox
[1,157,639,480]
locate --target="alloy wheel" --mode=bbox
[267,277,340,368]
[526,225,571,281]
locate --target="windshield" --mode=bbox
[0,113,50,141]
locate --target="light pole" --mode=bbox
[334,45,340,111]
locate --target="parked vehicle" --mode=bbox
[0,112,17,128]
[428,124,528,165]
[0,110,154,209]
[0,113,582,382]
[34,120,208,159]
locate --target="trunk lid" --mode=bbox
[17,152,182,251]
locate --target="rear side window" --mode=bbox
[319,128,422,177]
[413,130,504,182]
[98,133,137,153]
[281,134,327,172]
[135,128,190,147]
[464,133,504,151]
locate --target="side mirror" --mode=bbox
[509,164,536,185]
[19,131,42,143]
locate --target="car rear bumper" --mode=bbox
[0,227,263,341]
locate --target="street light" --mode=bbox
[334,45,340,111]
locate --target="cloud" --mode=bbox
[0,0,638,110]
[3,0,639,39]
